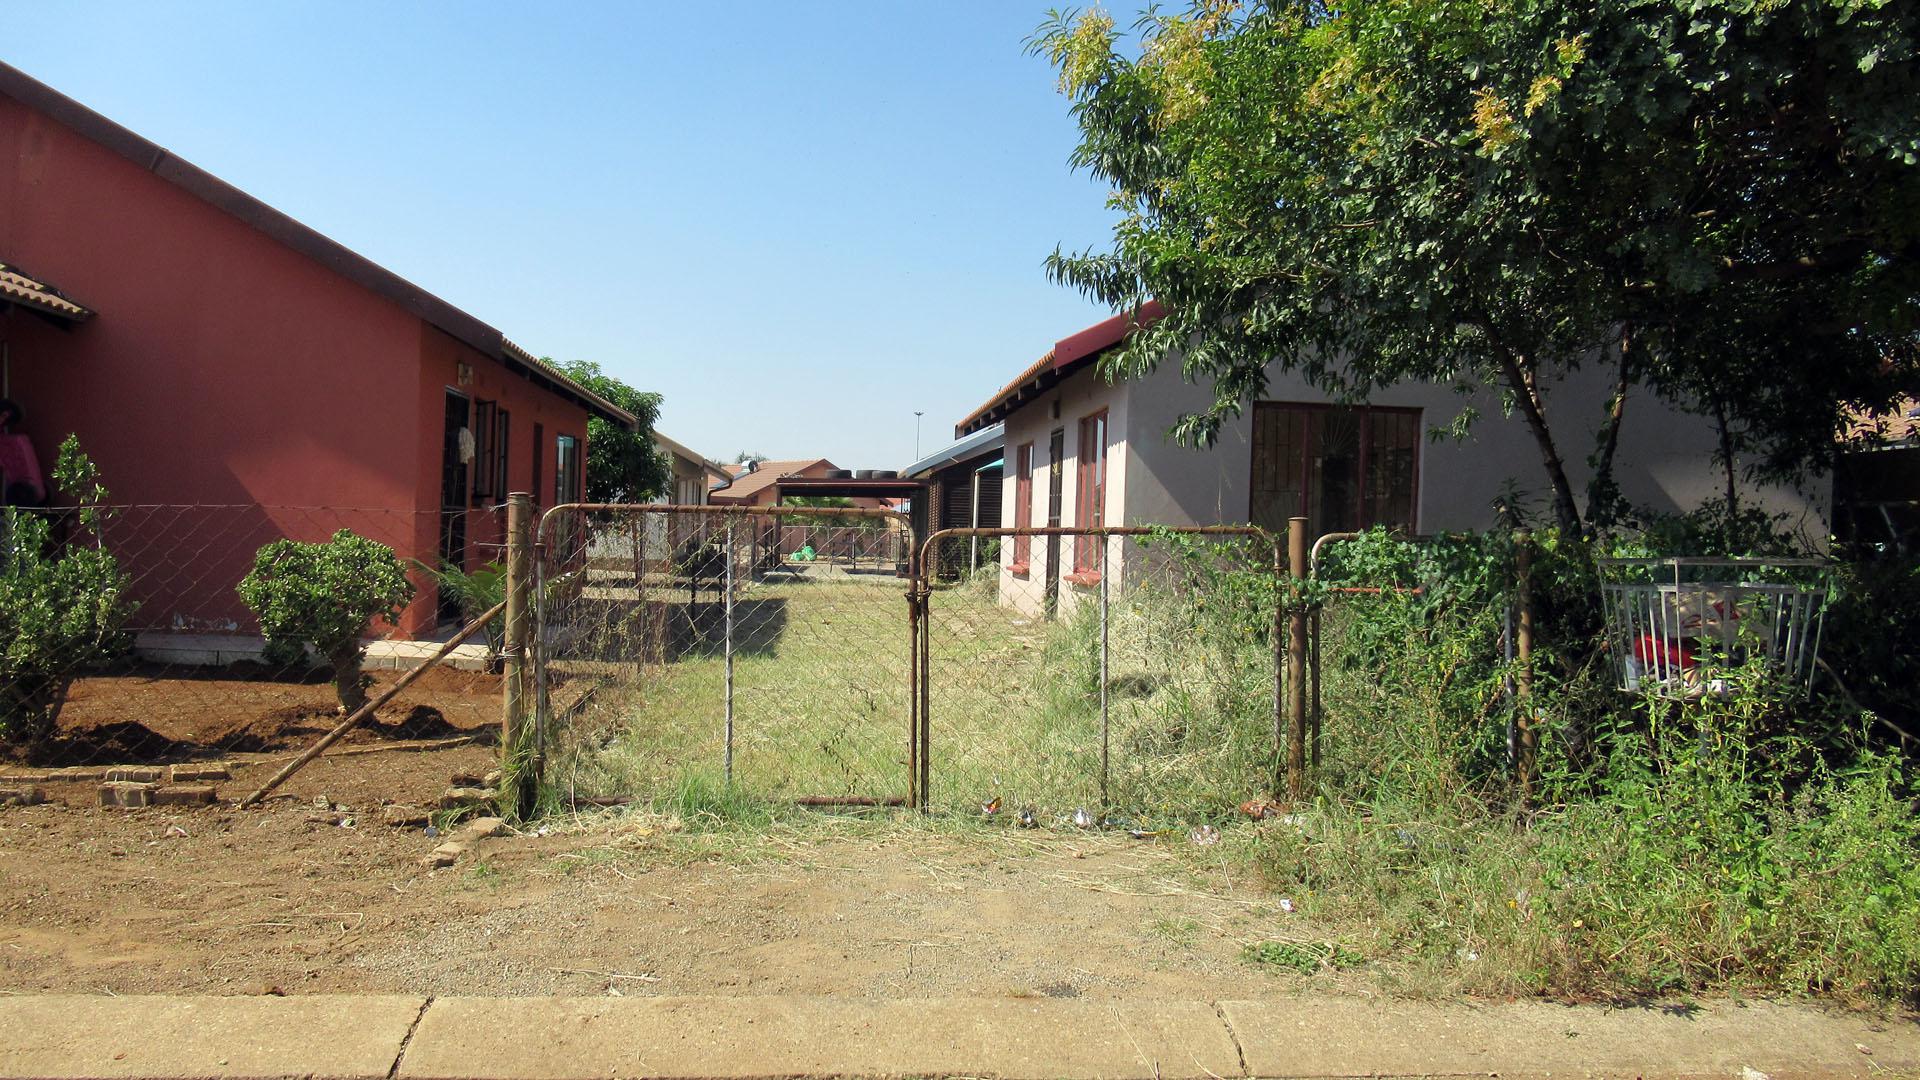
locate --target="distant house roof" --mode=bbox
[956,301,1163,436]
[905,423,1003,478]
[708,458,832,503]
[654,430,730,480]
[0,261,91,322]
[0,61,635,430]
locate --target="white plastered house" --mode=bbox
[954,303,1828,615]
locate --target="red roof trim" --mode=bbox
[1051,299,1163,370]
[953,301,1165,436]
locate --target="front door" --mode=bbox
[1044,427,1064,619]
[439,390,471,625]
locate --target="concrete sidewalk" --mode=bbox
[0,993,1914,1079]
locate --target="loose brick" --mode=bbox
[457,816,508,841]
[98,781,157,808]
[0,773,53,785]
[419,840,468,868]
[168,764,231,783]
[103,766,164,783]
[438,786,494,810]
[55,767,103,782]
[152,784,218,806]
[0,786,47,806]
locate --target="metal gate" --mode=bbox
[910,525,1285,825]
[532,503,913,807]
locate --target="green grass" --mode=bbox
[547,570,909,803]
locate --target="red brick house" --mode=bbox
[708,459,838,506]
[0,62,635,640]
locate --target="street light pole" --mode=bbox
[914,411,924,460]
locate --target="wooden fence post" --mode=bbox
[1513,528,1536,803]
[502,491,534,818]
[1287,516,1309,802]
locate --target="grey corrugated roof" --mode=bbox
[904,424,1003,478]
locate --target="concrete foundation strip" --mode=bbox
[0,994,1913,1080]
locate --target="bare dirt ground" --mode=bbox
[50,666,506,754]
[0,783,1293,1000]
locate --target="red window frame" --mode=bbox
[1010,441,1034,576]
[1071,410,1107,580]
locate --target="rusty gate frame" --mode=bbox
[531,501,916,806]
[908,523,1293,813]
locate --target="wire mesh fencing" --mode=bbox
[914,526,1283,826]
[1,502,509,800]
[532,504,914,807]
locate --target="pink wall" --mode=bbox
[0,94,589,638]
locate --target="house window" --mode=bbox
[1011,442,1034,574]
[492,408,510,502]
[555,434,582,506]
[472,401,509,505]
[1250,403,1420,540]
[531,423,545,510]
[1073,410,1107,576]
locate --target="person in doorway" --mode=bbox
[0,398,48,506]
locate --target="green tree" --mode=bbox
[0,437,134,746]
[237,530,415,713]
[551,359,670,504]
[1034,0,1918,536]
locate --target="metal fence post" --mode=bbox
[1309,608,1322,770]
[1514,528,1536,803]
[1098,532,1110,811]
[1286,516,1309,802]
[724,513,736,785]
[502,491,533,818]
[907,537,926,811]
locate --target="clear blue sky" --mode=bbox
[5,2,1119,468]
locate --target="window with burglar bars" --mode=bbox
[471,401,510,505]
[1073,410,1107,576]
[1011,441,1033,575]
[1250,402,1420,539]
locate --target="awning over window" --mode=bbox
[0,263,92,323]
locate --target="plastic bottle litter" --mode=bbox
[1071,808,1095,829]
[1017,808,1039,829]
[1189,825,1221,846]
[1278,897,1295,913]
[980,796,1001,817]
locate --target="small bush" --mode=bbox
[415,559,505,668]
[238,529,415,713]
[0,437,134,745]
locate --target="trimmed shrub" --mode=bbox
[238,529,415,713]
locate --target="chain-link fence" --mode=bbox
[1,502,510,802]
[533,504,914,807]
[914,526,1282,826]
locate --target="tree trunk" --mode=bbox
[329,642,370,715]
[1713,399,1738,516]
[1588,330,1633,528]
[1494,348,1586,537]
